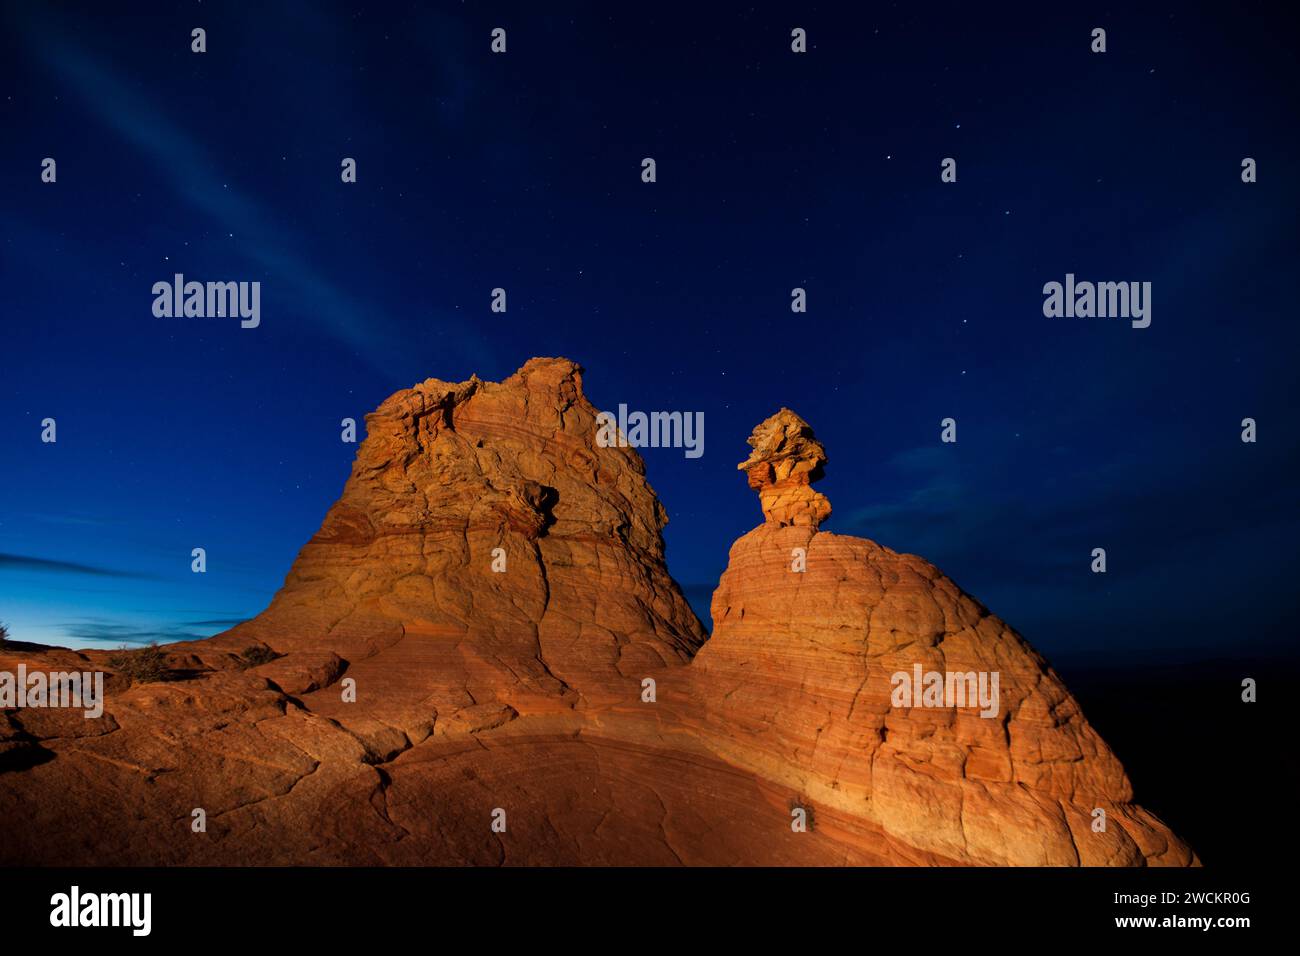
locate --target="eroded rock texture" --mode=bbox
[737,407,832,528]
[211,358,705,737]
[0,362,1194,866]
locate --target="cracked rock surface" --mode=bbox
[0,360,1194,866]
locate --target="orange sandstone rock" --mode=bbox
[737,408,831,528]
[694,411,1194,866]
[0,363,1194,867]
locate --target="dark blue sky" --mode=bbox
[2,1,1296,665]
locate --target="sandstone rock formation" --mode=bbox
[208,358,705,741]
[0,360,1195,867]
[737,407,832,528]
[693,410,1193,865]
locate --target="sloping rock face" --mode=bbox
[214,358,706,734]
[0,362,1193,867]
[692,409,1195,866]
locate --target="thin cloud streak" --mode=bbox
[0,553,155,579]
[17,14,407,375]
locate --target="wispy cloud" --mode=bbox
[12,9,409,375]
[177,618,248,629]
[842,432,1300,580]
[59,619,210,646]
[0,553,154,579]
[27,513,121,528]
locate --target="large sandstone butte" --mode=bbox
[0,359,1194,866]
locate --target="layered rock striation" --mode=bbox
[693,410,1193,865]
[0,360,1194,867]
[213,358,706,735]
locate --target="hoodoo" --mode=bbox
[693,407,1195,865]
[736,408,831,528]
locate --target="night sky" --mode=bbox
[2,1,1296,671]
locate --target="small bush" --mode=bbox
[108,642,170,683]
[239,645,279,669]
[0,622,9,647]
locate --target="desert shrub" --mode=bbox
[239,645,279,669]
[0,622,9,647]
[107,642,170,683]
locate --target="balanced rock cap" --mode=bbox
[737,408,831,528]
